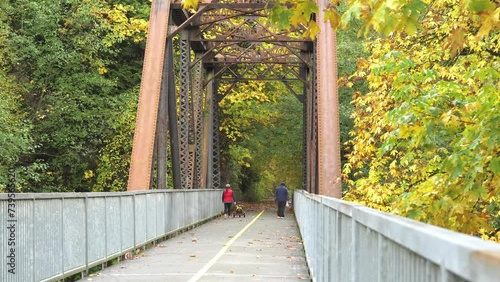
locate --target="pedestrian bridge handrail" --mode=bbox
[294,190,500,282]
[0,189,223,282]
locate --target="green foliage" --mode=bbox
[0,0,148,192]
[0,2,35,191]
[93,89,138,192]
[219,81,304,201]
[0,71,34,191]
[336,15,370,165]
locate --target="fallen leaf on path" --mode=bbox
[124,252,134,260]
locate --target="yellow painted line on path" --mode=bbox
[187,209,266,282]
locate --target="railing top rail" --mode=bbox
[0,188,223,200]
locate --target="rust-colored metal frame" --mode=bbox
[316,0,341,197]
[127,0,341,198]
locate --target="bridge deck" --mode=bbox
[81,203,310,282]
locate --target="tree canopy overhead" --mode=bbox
[183,0,499,40]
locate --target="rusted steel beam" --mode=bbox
[316,0,341,198]
[193,53,205,189]
[179,30,193,189]
[211,77,222,189]
[167,5,211,39]
[156,39,170,189]
[127,0,171,191]
[200,69,215,188]
[193,38,311,43]
[204,60,306,65]
[218,78,303,82]
[167,38,182,190]
[306,46,318,194]
[172,2,269,10]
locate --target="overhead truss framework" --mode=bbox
[127,0,341,198]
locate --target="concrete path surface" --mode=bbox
[81,204,311,282]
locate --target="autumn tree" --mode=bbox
[1,0,148,192]
[343,0,500,240]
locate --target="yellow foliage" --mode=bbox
[84,170,95,179]
[342,0,500,241]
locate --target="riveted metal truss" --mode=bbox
[210,78,222,189]
[192,53,205,189]
[128,0,341,196]
[177,2,312,85]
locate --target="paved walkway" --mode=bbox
[82,204,311,282]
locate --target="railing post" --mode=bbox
[351,213,358,282]
[119,194,123,260]
[32,196,36,281]
[335,208,341,282]
[61,197,64,277]
[133,193,137,250]
[84,194,89,276]
[377,233,387,282]
[106,195,110,262]
[440,262,449,282]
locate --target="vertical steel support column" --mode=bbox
[179,30,192,189]
[316,0,342,197]
[127,0,171,191]
[211,78,222,189]
[192,53,205,189]
[202,69,215,188]
[156,37,172,190]
[167,38,181,190]
[300,52,310,191]
[187,53,197,190]
[309,46,319,194]
[303,88,310,192]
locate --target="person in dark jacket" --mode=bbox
[275,182,288,219]
[222,183,235,218]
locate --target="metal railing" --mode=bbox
[294,190,500,282]
[0,189,223,282]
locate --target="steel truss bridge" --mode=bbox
[2,2,500,282]
[127,0,341,197]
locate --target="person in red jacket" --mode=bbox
[222,183,235,218]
